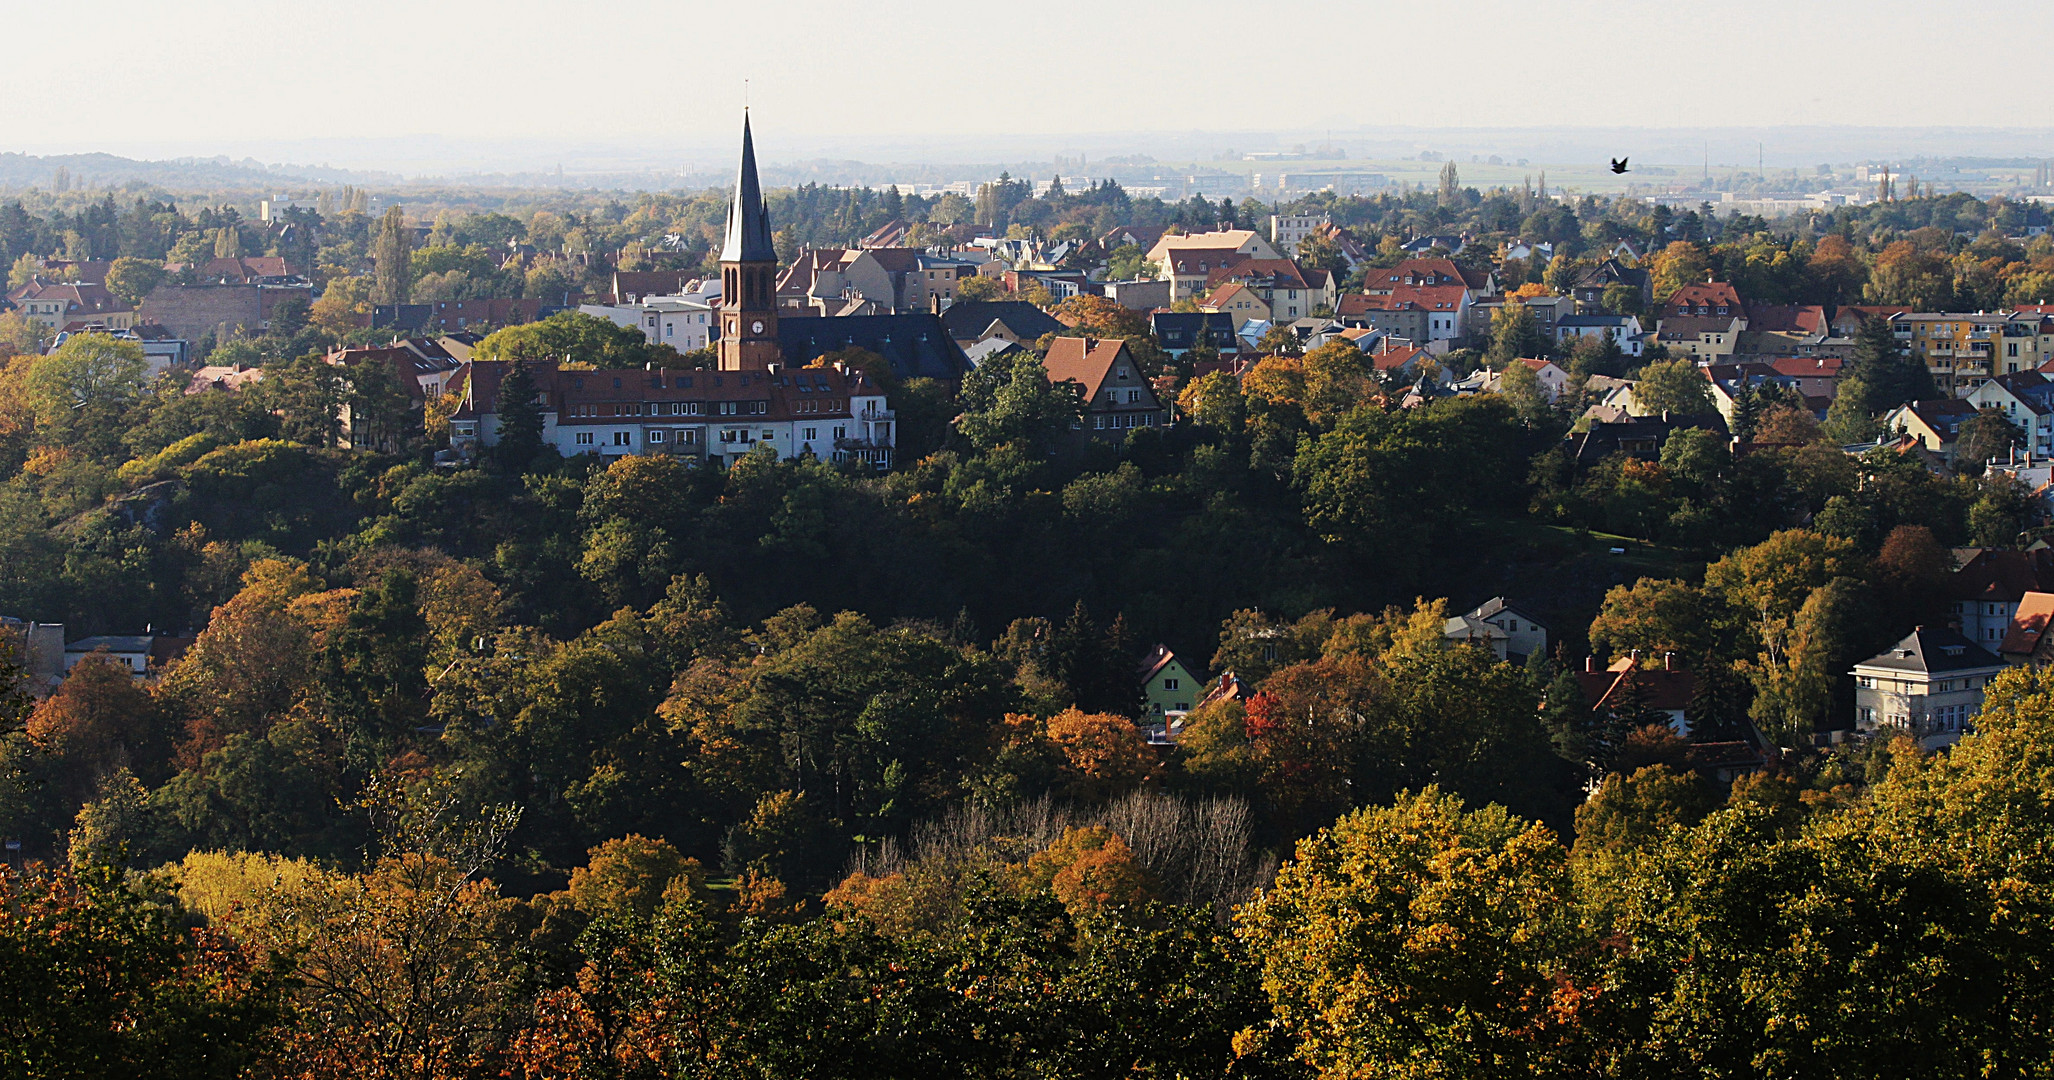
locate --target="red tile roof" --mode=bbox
[1663,282,1742,314]
[1371,343,1428,371]
[1041,336,1134,400]
[1163,249,1249,276]
[1746,303,1827,334]
[1769,356,1845,378]
[1363,258,1472,293]
[2000,591,2054,656]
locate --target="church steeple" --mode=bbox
[721,112,775,263]
[719,111,781,371]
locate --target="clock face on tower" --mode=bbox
[751,320,764,334]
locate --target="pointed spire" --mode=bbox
[721,111,775,263]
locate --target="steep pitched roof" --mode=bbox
[1952,549,2054,604]
[1205,281,1258,307]
[9,278,129,313]
[1162,248,1249,277]
[1207,258,1319,290]
[937,300,1064,342]
[1371,343,1429,371]
[1137,644,1202,684]
[1769,356,1845,378]
[1467,596,1546,628]
[1663,281,1743,313]
[1041,336,1133,400]
[1746,303,1827,334]
[1986,371,2054,415]
[1390,284,1465,311]
[720,112,775,263]
[2000,592,2054,657]
[1899,398,1977,441]
[776,313,971,381]
[1363,258,1470,292]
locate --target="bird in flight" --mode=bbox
[1610,157,1630,174]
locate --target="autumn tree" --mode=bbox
[0,865,288,1078]
[1649,241,1711,301]
[1630,358,1715,415]
[1237,788,1587,1080]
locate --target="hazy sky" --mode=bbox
[10,0,2053,161]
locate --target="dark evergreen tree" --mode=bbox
[493,358,545,468]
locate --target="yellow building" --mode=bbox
[1891,312,2052,397]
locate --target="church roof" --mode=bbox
[721,113,775,263]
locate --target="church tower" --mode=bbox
[718,112,781,371]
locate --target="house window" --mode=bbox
[804,427,817,440]
[1163,678,1179,691]
[612,431,632,446]
[575,432,594,445]
[649,430,666,443]
[1261,644,1278,661]
[833,426,846,439]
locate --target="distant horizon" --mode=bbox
[10,123,2054,192]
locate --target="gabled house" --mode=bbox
[1203,259,1335,322]
[1370,341,1432,380]
[1485,358,1570,402]
[1575,654,1697,735]
[1147,229,1281,301]
[1998,591,2054,665]
[1362,258,1491,297]
[1443,597,1548,662]
[8,278,135,332]
[1042,337,1168,439]
[1138,645,1203,717]
[1659,281,1744,321]
[1159,248,1251,302]
[1852,627,2004,749]
[1570,258,1651,313]
[1203,281,1271,328]
[1966,370,2054,458]
[1355,285,1469,344]
[1882,398,1977,466]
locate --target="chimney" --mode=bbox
[1584,656,1595,673]
[1664,651,1674,671]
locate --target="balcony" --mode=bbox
[858,406,896,423]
